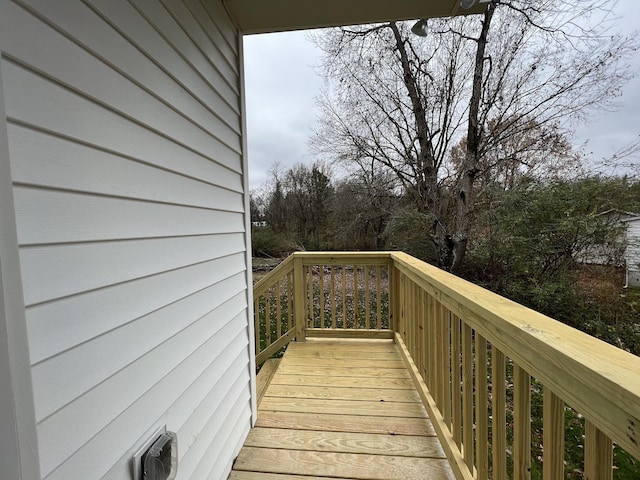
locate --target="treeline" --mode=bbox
[251,166,640,353]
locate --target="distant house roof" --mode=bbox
[223,0,489,34]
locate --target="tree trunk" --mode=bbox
[451,4,495,273]
[389,22,448,266]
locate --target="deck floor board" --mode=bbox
[231,339,455,480]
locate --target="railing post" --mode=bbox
[293,255,306,342]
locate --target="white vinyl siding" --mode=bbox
[0,0,252,479]
[626,218,640,287]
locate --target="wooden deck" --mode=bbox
[230,338,455,480]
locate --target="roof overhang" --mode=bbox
[222,0,490,35]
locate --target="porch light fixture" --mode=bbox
[460,0,478,9]
[411,18,428,37]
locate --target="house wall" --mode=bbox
[0,0,254,478]
[626,218,640,287]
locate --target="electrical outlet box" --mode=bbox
[132,426,178,480]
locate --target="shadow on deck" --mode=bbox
[230,338,455,480]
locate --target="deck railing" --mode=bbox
[253,251,640,479]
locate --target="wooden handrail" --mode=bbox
[390,250,640,479]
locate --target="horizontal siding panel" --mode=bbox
[3,59,240,176]
[96,0,241,114]
[4,0,240,154]
[158,0,238,79]
[14,187,245,245]
[21,233,244,305]
[183,0,238,63]
[118,0,239,97]
[44,325,251,480]
[32,273,246,422]
[189,389,252,480]
[37,303,248,477]
[26,253,246,363]
[19,0,241,130]
[199,0,239,51]
[8,124,242,203]
[102,349,249,479]
[2,59,242,183]
[208,411,252,480]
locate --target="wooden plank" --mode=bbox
[376,265,382,329]
[492,349,507,480]
[543,387,564,480]
[255,328,296,366]
[287,338,395,350]
[233,447,455,480]
[253,256,294,297]
[442,308,452,429]
[475,333,488,480]
[294,256,306,342]
[584,420,613,480]
[297,252,393,265]
[264,385,421,403]
[244,427,445,458]
[330,266,336,328]
[230,473,353,480]
[283,348,400,360]
[270,374,416,390]
[256,359,281,407]
[279,357,405,369]
[258,397,427,418]
[461,322,473,471]
[451,315,462,447]
[275,365,412,379]
[320,265,326,328]
[255,411,436,436]
[305,329,394,339]
[513,365,531,480]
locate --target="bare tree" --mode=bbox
[311,0,637,271]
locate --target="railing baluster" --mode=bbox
[376,265,382,329]
[254,296,261,355]
[354,265,359,329]
[342,266,347,329]
[276,281,282,338]
[452,315,462,447]
[319,264,325,328]
[416,285,424,381]
[492,349,507,480]
[306,265,313,328]
[476,333,489,480]
[462,322,474,470]
[543,387,564,480]
[435,302,445,412]
[585,420,613,480]
[288,271,294,332]
[365,265,370,329]
[330,266,336,328]
[293,256,305,342]
[443,309,452,428]
[514,364,531,480]
[266,291,272,346]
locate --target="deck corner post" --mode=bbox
[293,254,306,342]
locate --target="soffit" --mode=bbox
[222,0,489,34]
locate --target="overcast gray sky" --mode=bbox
[244,0,639,190]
